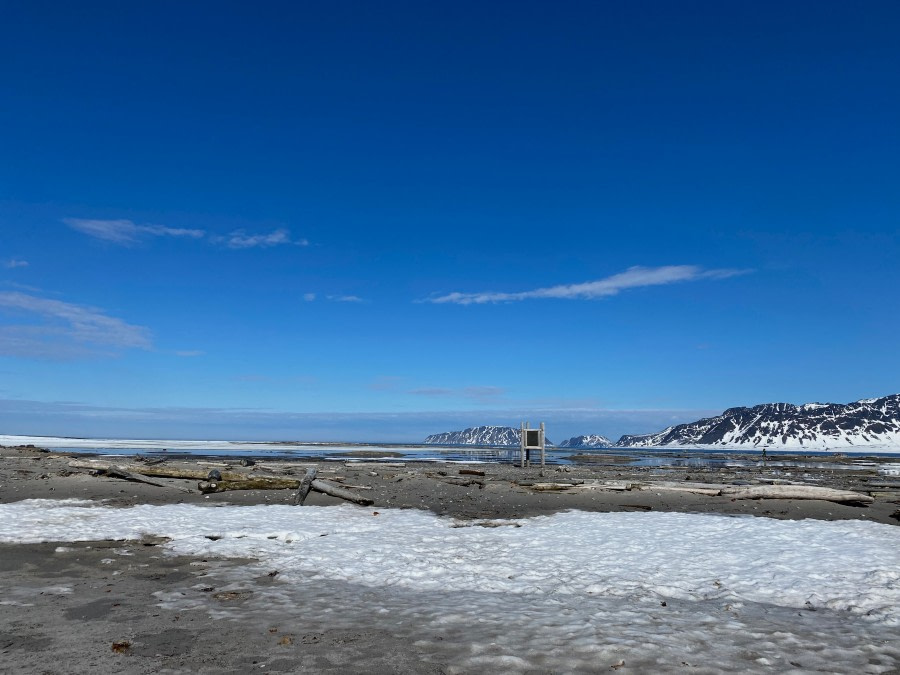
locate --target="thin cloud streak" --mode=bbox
[64,218,204,245]
[3,259,29,269]
[222,228,308,249]
[0,291,152,357]
[426,265,749,305]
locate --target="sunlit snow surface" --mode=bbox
[2,501,899,672]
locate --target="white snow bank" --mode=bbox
[1,500,898,622]
[2,501,899,672]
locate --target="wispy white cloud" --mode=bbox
[303,293,317,302]
[409,387,454,397]
[368,375,405,391]
[425,265,749,305]
[3,259,28,269]
[64,218,205,245]
[327,294,364,303]
[0,291,151,359]
[222,228,308,249]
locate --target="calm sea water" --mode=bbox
[51,442,900,474]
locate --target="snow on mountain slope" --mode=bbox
[617,394,900,449]
[424,426,554,446]
[558,434,613,448]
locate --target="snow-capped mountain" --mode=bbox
[424,426,554,446]
[558,434,614,448]
[616,394,900,449]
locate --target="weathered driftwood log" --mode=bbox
[105,466,173,489]
[722,484,874,504]
[311,479,375,506]
[527,481,632,492]
[292,468,318,505]
[344,462,406,469]
[198,477,301,493]
[459,469,486,476]
[74,463,192,492]
[69,459,247,481]
[633,481,723,496]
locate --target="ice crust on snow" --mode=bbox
[2,501,899,672]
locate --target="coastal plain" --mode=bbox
[1,443,899,674]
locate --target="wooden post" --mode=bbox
[292,467,318,505]
[520,421,526,468]
[540,422,546,469]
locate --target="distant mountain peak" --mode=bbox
[558,434,613,448]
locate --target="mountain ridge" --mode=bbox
[616,394,900,448]
[424,425,554,447]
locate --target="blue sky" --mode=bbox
[1,1,898,441]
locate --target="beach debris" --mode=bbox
[68,459,247,481]
[344,462,406,469]
[213,590,252,602]
[207,469,222,481]
[111,640,131,653]
[720,484,874,504]
[98,465,192,493]
[198,477,301,493]
[278,635,294,646]
[291,467,318,505]
[610,659,625,669]
[518,478,874,504]
[459,469,486,476]
[240,458,256,467]
[310,478,375,506]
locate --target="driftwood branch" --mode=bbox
[311,479,374,506]
[292,468,318,505]
[721,484,874,504]
[197,477,301,493]
[105,466,173,489]
[72,462,192,493]
[69,459,247,481]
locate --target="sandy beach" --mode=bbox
[1,443,899,673]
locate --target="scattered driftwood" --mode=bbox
[427,472,485,488]
[517,477,873,504]
[311,479,374,506]
[459,469,486,477]
[721,484,874,504]
[344,462,406,469]
[105,466,172,489]
[292,468,318,505]
[634,481,723,497]
[527,481,631,492]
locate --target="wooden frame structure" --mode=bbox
[519,421,546,468]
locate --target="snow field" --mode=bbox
[1,500,899,672]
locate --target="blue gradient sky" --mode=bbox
[1,1,898,441]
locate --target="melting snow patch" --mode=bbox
[1,500,899,672]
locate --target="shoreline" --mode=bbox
[2,443,898,524]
